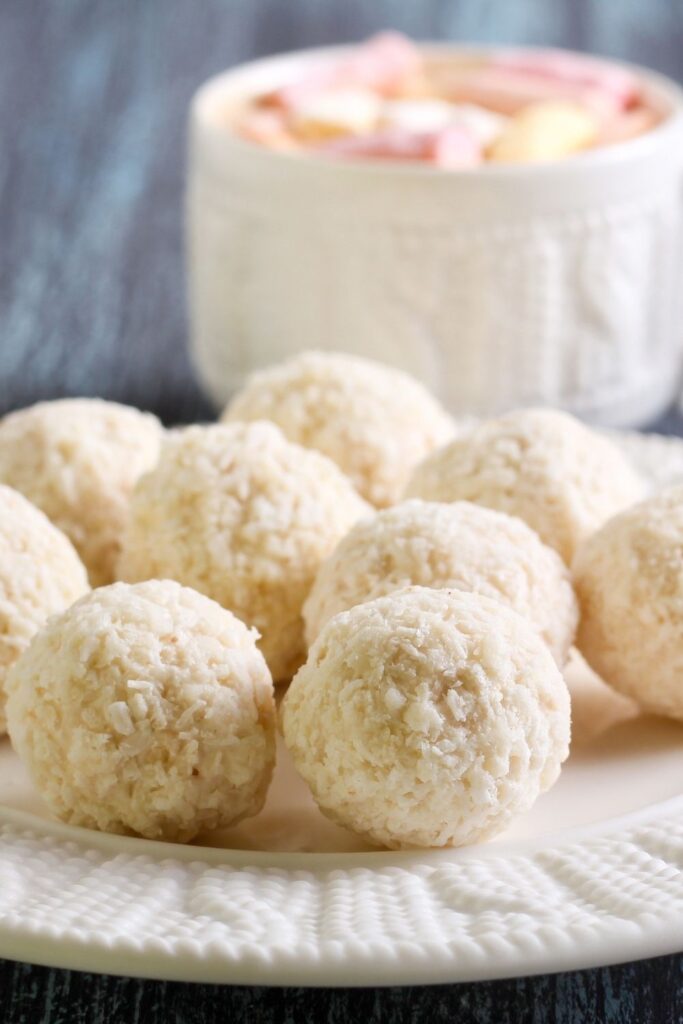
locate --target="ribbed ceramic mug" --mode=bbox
[187,45,683,426]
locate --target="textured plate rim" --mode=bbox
[0,428,681,986]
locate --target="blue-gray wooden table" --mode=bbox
[1,1,681,1020]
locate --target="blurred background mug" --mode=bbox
[187,45,683,426]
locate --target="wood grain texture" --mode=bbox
[0,0,681,1018]
[0,954,681,1024]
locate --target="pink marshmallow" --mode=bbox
[429,123,483,167]
[316,124,482,168]
[273,32,421,110]
[447,65,624,119]
[599,106,661,145]
[493,51,639,110]
[316,129,427,160]
[340,31,422,93]
[237,109,297,150]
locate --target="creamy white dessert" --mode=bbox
[223,350,455,508]
[405,408,644,564]
[0,399,163,586]
[304,499,578,666]
[118,421,370,680]
[574,486,683,721]
[283,586,571,849]
[0,485,89,733]
[6,580,276,842]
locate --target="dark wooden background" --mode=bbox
[1,0,682,1020]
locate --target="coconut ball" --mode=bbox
[405,408,644,564]
[6,580,276,842]
[0,399,163,587]
[304,499,578,666]
[0,485,89,733]
[118,422,371,681]
[282,586,571,850]
[573,486,683,721]
[222,350,456,507]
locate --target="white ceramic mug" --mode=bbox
[187,45,683,426]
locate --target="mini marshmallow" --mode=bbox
[290,88,382,141]
[237,109,298,150]
[380,99,460,133]
[379,99,507,147]
[449,103,509,146]
[449,65,621,118]
[318,123,481,167]
[431,122,483,167]
[493,51,639,110]
[317,128,428,161]
[599,106,661,145]
[273,32,421,110]
[488,101,598,162]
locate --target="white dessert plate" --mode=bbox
[0,429,682,986]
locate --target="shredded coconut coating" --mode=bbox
[282,586,571,850]
[573,486,683,721]
[304,499,577,666]
[404,408,644,563]
[0,399,163,587]
[222,350,456,507]
[6,580,276,841]
[118,422,371,681]
[0,485,89,734]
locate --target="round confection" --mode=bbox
[118,422,371,681]
[222,350,456,507]
[0,485,89,733]
[304,499,578,666]
[6,580,276,842]
[404,408,644,563]
[573,486,683,721]
[282,586,571,850]
[0,399,163,587]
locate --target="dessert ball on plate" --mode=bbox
[0,399,163,586]
[6,580,276,842]
[222,350,456,507]
[405,408,644,563]
[573,486,683,721]
[282,586,570,849]
[118,422,371,681]
[304,499,578,666]
[0,485,89,733]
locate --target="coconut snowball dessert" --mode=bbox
[118,422,371,681]
[282,586,571,850]
[304,499,578,666]
[5,580,276,842]
[222,350,456,507]
[573,486,683,721]
[0,399,163,587]
[405,408,644,564]
[0,485,89,733]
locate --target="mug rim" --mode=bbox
[191,41,683,183]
